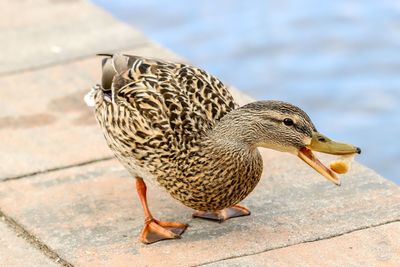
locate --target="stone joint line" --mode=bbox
[196,219,400,266]
[0,208,74,267]
[1,157,114,182]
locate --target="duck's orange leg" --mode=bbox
[135,178,188,244]
[192,204,251,222]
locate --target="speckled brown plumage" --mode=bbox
[90,54,263,211]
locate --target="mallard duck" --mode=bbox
[85,53,360,244]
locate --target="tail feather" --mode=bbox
[96,53,113,57]
[86,53,137,107]
[100,53,134,89]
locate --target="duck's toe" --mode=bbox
[192,204,251,222]
[140,218,188,244]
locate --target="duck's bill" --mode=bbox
[297,133,361,186]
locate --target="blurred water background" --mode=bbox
[93,0,400,184]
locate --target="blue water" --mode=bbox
[93,0,400,184]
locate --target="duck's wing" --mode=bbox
[105,53,237,145]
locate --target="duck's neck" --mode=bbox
[206,108,263,149]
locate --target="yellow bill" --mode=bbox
[298,132,361,186]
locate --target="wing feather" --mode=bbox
[112,55,236,144]
[94,54,237,173]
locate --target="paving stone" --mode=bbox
[0,221,58,267]
[0,0,148,74]
[0,151,398,266]
[206,222,400,267]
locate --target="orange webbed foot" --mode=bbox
[140,218,188,244]
[192,204,251,222]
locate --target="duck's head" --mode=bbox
[222,100,361,185]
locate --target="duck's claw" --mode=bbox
[140,218,188,244]
[192,204,251,222]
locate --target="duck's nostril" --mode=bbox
[356,147,361,154]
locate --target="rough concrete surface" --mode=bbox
[0,153,398,266]
[0,221,58,267]
[206,222,400,267]
[0,0,148,74]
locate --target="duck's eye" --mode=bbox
[283,118,294,126]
